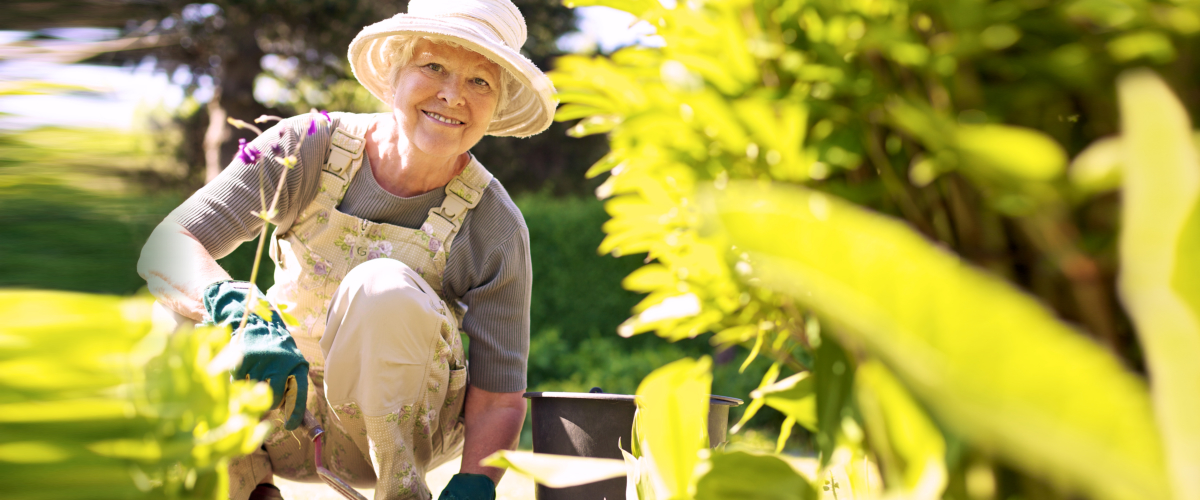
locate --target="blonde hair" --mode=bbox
[383,35,513,118]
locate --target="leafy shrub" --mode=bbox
[0,291,272,499]
[545,0,1200,497]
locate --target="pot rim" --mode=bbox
[523,391,743,406]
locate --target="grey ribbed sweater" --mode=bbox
[168,113,530,393]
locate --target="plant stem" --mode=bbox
[233,118,310,337]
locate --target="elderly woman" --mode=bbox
[137,0,555,498]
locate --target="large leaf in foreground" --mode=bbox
[634,356,712,499]
[481,450,626,489]
[855,360,945,500]
[1117,69,1200,500]
[0,290,272,499]
[702,182,1168,500]
[695,450,815,500]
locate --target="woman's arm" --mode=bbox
[137,116,330,321]
[459,385,527,484]
[137,220,232,322]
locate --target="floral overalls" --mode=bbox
[228,113,493,500]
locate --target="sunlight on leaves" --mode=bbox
[634,356,713,498]
[481,450,627,488]
[703,182,1169,500]
[1116,69,1200,500]
[855,360,946,500]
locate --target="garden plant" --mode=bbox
[487,0,1200,498]
[5,0,1200,498]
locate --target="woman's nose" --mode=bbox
[437,80,466,107]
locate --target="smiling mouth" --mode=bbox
[423,110,464,125]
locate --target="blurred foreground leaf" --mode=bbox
[855,360,946,500]
[695,450,815,500]
[481,450,626,488]
[1116,69,1200,500]
[634,356,713,499]
[0,290,272,499]
[702,182,1169,500]
[813,339,852,466]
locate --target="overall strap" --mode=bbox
[424,156,494,253]
[323,114,371,204]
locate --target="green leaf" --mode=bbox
[1108,30,1176,63]
[562,0,654,16]
[555,103,609,122]
[1069,132,1200,196]
[702,182,1169,500]
[585,151,625,179]
[279,310,299,328]
[623,264,675,293]
[635,356,713,498]
[855,360,947,500]
[955,124,1067,182]
[1070,136,1123,195]
[695,450,817,500]
[569,115,623,137]
[752,372,817,432]
[251,297,275,323]
[731,362,779,434]
[813,338,852,466]
[0,291,273,498]
[1116,69,1200,500]
[481,450,627,488]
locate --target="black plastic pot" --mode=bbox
[523,389,743,500]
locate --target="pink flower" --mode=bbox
[270,128,286,156]
[420,222,434,235]
[314,261,330,275]
[307,110,331,136]
[236,138,261,164]
[428,238,442,253]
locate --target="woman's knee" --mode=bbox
[338,258,435,306]
[326,259,443,337]
[321,259,449,414]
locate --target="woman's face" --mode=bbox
[392,39,502,160]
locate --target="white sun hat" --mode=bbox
[348,0,558,138]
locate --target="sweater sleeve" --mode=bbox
[455,214,532,393]
[167,115,333,258]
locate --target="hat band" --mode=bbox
[435,13,514,48]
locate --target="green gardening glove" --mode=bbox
[438,473,495,500]
[203,280,309,430]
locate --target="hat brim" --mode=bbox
[349,16,558,138]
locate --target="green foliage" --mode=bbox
[0,291,272,499]
[633,356,713,498]
[854,360,945,500]
[1115,70,1200,500]
[482,449,629,488]
[706,181,1168,500]
[695,451,815,500]
[520,194,780,439]
[547,0,1200,497]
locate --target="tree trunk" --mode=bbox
[205,7,270,183]
[203,89,228,183]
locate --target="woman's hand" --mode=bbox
[203,280,309,430]
[437,473,495,500]
[138,221,232,322]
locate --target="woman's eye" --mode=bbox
[425,63,443,72]
[473,78,490,87]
